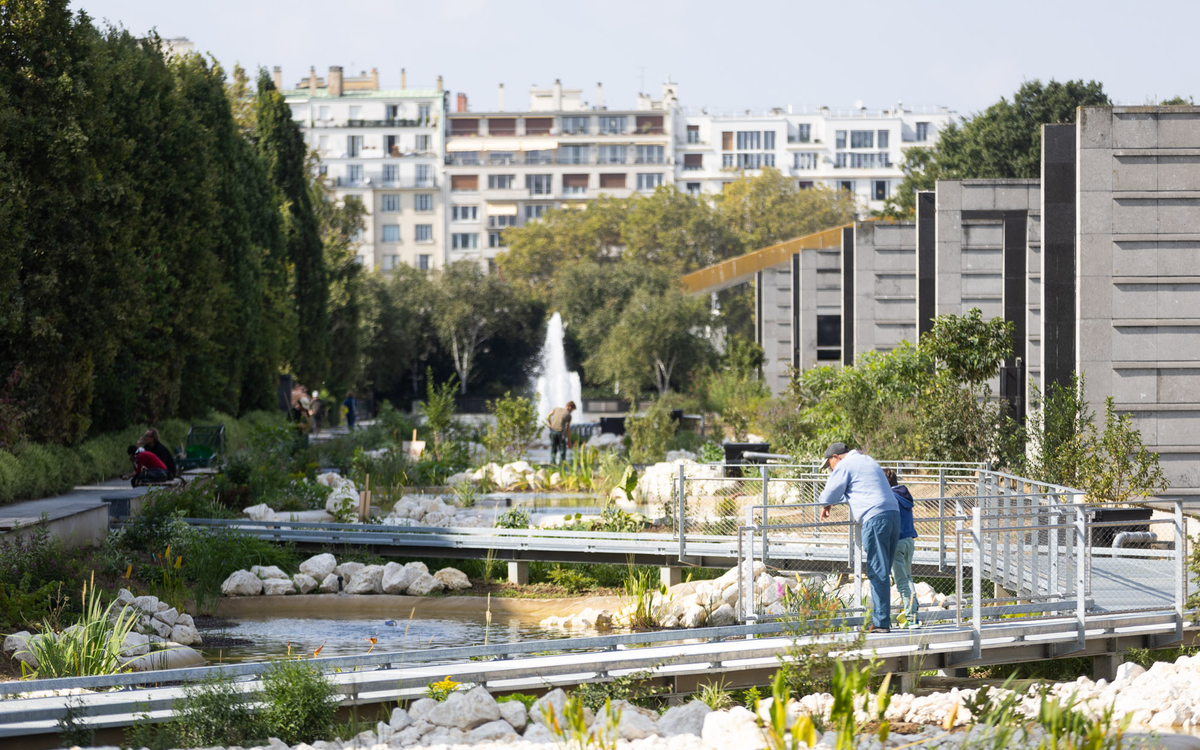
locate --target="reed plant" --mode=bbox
[622,565,668,629]
[23,574,142,678]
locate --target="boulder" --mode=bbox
[407,698,438,723]
[1116,662,1147,685]
[658,699,711,737]
[523,723,558,743]
[389,707,412,732]
[120,632,150,657]
[702,706,765,750]
[133,645,206,671]
[262,578,295,596]
[175,613,194,629]
[382,562,418,595]
[680,605,706,629]
[299,553,338,581]
[243,503,274,521]
[433,567,472,591]
[498,699,527,731]
[406,572,444,596]
[153,607,179,627]
[149,618,173,639]
[606,700,658,740]
[407,561,430,576]
[221,570,263,597]
[334,562,365,581]
[293,573,319,595]
[169,624,201,646]
[427,687,502,730]
[465,719,518,742]
[708,603,737,627]
[115,588,135,607]
[344,564,385,595]
[3,631,31,655]
[251,565,289,580]
[132,595,160,612]
[530,688,567,726]
[446,471,474,486]
[319,573,340,593]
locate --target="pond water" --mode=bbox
[199,614,579,662]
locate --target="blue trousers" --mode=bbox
[861,511,901,629]
[892,537,918,623]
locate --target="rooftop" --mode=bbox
[283,89,443,100]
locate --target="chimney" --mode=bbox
[272,66,282,90]
[328,66,343,97]
[596,82,603,109]
[456,93,468,113]
[308,66,317,95]
[498,83,505,111]
[552,79,563,110]
[370,67,379,90]
[401,68,406,89]
[437,75,443,92]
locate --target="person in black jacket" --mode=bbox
[884,468,919,627]
[140,428,177,479]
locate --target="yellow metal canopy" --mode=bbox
[678,225,848,295]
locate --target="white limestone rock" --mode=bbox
[531,688,568,726]
[426,685,501,730]
[702,706,765,750]
[133,645,206,671]
[262,578,296,596]
[605,699,659,740]
[3,630,31,655]
[132,595,160,613]
[120,632,150,657]
[169,624,201,646]
[334,561,365,582]
[251,565,289,580]
[498,699,527,731]
[382,562,419,595]
[680,604,707,628]
[657,699,712,737]
[319,573,340,594]
[300,553,338,581]
[465,719,518,742]
[149,618,173,639]
[708,603,737,627]
[293,573,319,594]
[115,588,135,607]
[221,570,263,597]
[243,503,274,521]
[1116,662,1147,686]
[405,572,444,596]
[152,607,179,627]
[522,723,558,743]
[389,707,413,732]
[433,567,472,591]
[407,698,437,723]
[344,564,385,595]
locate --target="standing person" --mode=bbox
[139,428,177,479]
[344,391,358,431]
[884,468,919,628]
[546,401,576,464]
[818,442,900,633]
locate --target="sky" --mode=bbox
[75,0,1199,116]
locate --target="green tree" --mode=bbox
[588,286,714,396]
[314,185,367,421]
[920,308,1014,386]
[360,266,434,402]
[1024,375,1093,487]
[886,79,1109,216]
[483,392,538,462]
[497,196,626,294]
[551,260,673,366]
[714,168,858,252]
[626,399,676,464]
[1160,96,1194,105]
[620,186,732,271]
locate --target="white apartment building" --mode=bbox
[282,66,447,272]
[676,104,955,213]
[443,80,681,266]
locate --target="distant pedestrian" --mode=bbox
[884,468,919,627]
[138,428,177,479]
[818,442,900,633]
[310,390,323,435]
[546,401,576,464]
[128,445,169,486]
[344,391,358,431]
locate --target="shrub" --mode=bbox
[495,509,530,529]
[259,660,340,744]
[0,516,72,588]
[179,527,298,611]
[25,577,142,678]
[698,441,724,463]
[571,670,668,712]
[420,371,459,461]
[171,673,257,748]
[625,400,675,464]
[483,392,538,463]
[547,565,597,594]
[425,675,462,701]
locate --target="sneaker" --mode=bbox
[865,626,891,634]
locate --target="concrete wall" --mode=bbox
[1076,106,1200,497]
[852,221,917,357]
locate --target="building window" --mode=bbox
[386,104,400,120]
[736,153,761,169]
[383,164,399,184]
[526,174,553,195]
[877,130,889,149]
[686,125,700,144]
[598,145,626,164]
[839,180,855,193]
[561,116,589,135]
[416,164,432,186]
[797,180,813,189]
[736,131,761,150]
[418,104,431,122]
[794,152,818,170]
[451,233,478,250]
[635,115,663,134]
[488,231,504,248]
[796,124,811,143]
[318,135,329,152]
[599,116,626,134]
[415,194,433,212]
[686,182,701,196]
[488,214,516,228]
[451,205,478,222]
[683,153,703,170]
[723,154,735,167]
[764,131,775,149]
[488,118,516,136]
[525,205,549,221]
[382,255,399,271]
[873,180,888,201]
[381,194,400,212]
[347,164,363,183]
[835,131,847,149]
[318,105,330,120]
[418,254,431,271]
[487,151,515,166]
[317,164,328,176]
[916,122,929,141]
[850,131,874,148]
[488,175,514,190]
[722,131,734,150]
[416,135,430,151]
[451,175,478,192]
[636,145,664,164]
[415,224,432,242]
[559,145,588,164]
[385,135,400,156]
[817,315,841,360]
[834,153,847,168]
[599,173,626,189]
[381,225,400,243]
[636,173,664,191]
[525,150,553,165]
[347,135,363,157]
[562,174,588,195]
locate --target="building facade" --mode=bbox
[283,66,448,271]
[442,80,680,266]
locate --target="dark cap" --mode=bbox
[820,442,849,470]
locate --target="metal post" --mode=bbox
[742,506,755,621]
[938,468,947,571]
[1075,504,1086,650]
[1176,500,1186,636]
[1049,502,1060,598]
[1015,484,1026,594]
[677,464,686,562]
[971,507,982,660]
[761,465,769,564]
[853,523,863,614]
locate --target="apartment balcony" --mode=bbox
[334,174,437,188]
[322,117,434,128]
[634,156,667,165]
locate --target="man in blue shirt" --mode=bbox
[818,442,901,632]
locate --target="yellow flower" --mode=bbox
[174,555,182,569]
[124,563,132,579]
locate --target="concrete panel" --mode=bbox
[1078,108,1112,149]
[816,254,842,271]
[1155,241,1200,274]
[1077,233,1112,278]
[961,184,996,211]
[1111,325,1155,361]
[1125,412,1158,445]
[1078,360,1113,400]
[995,184,1031,210]
[962,223,1004,247]
[1079,318,1114,359]
[873,225,912,248]
[874,275,916,297]
[1159,369,1200,403]
[875,250,917,272]
[962,249,1003,272]
[1158,283,1200,318]
[1158,156,1200,191]
[1112,198,1156,235]
[1079,149,1114,192]
[962,274,1002,296]
[1112,368,1158,404]
[1155,411,1200,446]
[963,300,1003,318]
[1112,240,1158,276]
[1158,113,1200,149]
[1079,192,1112,235]
[1112,156,1156,191]
[1113,112,1158,149]
[1157,453,1200,493]
[1158,199,1200,234]
[1110,283,1157,319]
[936,180,962,210]
[873,298,917,322]
[1158,325,1200,360]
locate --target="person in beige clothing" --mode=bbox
[546,401,576,463]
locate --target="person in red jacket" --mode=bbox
[128,445,169,487]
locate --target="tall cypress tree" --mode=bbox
[254,69,329,390]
